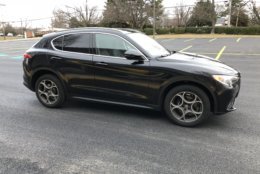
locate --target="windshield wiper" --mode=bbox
[157,54,170,58]
[156,50,177,58]
[157,52,175,58]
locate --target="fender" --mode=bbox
[157,76,218,112]
[31,67,69,94]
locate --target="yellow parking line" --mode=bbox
[225,53,260,56]
[209,38,217,42]
[180,45,193,52]
[184,39,194,42]
[215,46,226,60]
[199,52,260,56]
[236,38,241,42]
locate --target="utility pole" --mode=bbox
[20,19,24,37]
[228,0,232,27]
[85,0,88,27]
[1,22,5,40]
[153,0,156,38]
[0,3,6,40]
[211,0,216,34]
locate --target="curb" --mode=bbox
[0,37,41,43]
[154,34,260,39]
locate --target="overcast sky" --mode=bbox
[0,0,260,28]
[0,0,198,28]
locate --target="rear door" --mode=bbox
[50,33,96,97]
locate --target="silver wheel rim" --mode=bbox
[38,79,59,105]
[170,91,203,123]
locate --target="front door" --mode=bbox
[92,33,151,105]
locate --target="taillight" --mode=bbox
[23,53,32,59]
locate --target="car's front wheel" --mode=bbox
[164,85,210,127]
[35,74,66,108]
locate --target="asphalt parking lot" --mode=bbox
[0,37,260,173]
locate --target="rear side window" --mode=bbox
[63,33,92,54]
[52,36,63,50]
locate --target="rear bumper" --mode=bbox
[23,59,34,91]
[23,73,34,91]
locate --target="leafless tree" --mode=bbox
[249,0,260,24]
[51,9,69,28]
[51,0,101,28]
[65,0,100,26]
[174,3,191,27]
[20,19,30,34]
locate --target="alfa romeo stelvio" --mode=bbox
[23,28,241,127]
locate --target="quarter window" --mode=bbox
[52,36,63,50]
[95,34,138,58]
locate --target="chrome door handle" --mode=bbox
[51,57,62,60]
[95,62,108,66]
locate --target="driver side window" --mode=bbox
[95,33,137,58]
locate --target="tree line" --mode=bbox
[2,0,260,35]
[51,0,260,30]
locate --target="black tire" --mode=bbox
[35,74,66,108]
[164,85,210,127]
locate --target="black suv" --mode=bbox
[23,28,241,127]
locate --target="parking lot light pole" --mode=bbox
[153,0,156,39]
[228,0,232,27]
[236,3,240,27]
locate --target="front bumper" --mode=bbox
[214,77,241,114]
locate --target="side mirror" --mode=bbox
[124,50,144,61]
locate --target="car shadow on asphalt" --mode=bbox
[60,99,231,129]
[66,99,165,120]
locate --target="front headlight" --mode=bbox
[213,75,239,88]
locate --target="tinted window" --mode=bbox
[95,34,137,58]
[63,34,91,54]
[52,36,63,50]
[34,37,50,49]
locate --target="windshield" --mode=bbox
[128,33,170,58]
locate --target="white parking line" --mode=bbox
[184,39,194,42]
[237,38,241,42]
[209,38,217,42]
[180,45,193,52]
[160,39,175,43]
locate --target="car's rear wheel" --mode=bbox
[35,74,66,108]
[164,85,210,127]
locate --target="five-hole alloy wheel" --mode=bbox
[35,74,66,108]
[164,85,210,127]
